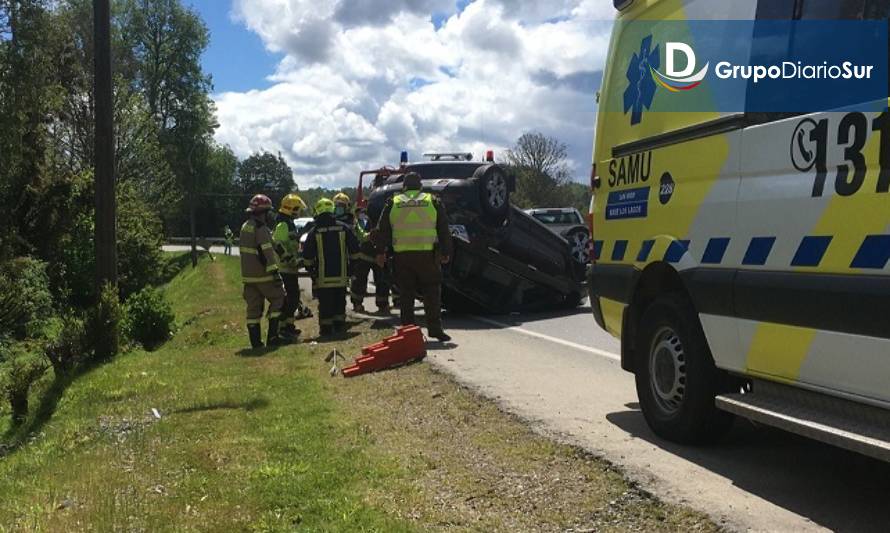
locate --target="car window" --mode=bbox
[533,212,580,225]
[799,0,865,19]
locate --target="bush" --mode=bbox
[0,258,53,340]
[88,283,122,361]
[44,315,89,374]
[0,342,49,424]
[124,287,175,351]
[58,184,167,308]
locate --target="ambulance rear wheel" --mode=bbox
[635,294,734,444]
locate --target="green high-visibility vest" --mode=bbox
[391,191,438,252]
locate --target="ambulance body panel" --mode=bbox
[590,0,890,455]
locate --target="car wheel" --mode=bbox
[563,291,583,309]
[473,165,510,223]
[635,294,735,444]
[565,227,591,264]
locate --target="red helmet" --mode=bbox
[246,194,273,213]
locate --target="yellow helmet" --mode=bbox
[315,197,335,215]
[279,193,307,216]
[333,192,351,207]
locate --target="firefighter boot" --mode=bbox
[352,299,366,314]
[267,318,293,347]
[248,324,264,349]
[281,321,301,340]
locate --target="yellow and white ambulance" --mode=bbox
[589,0,890,460]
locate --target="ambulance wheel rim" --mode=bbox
[649,326,687,415]
[486,174,507,208]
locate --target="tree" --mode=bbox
[236,151,295,199]
[504,132,572,208]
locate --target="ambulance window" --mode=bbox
[864,0,890,18]
[756,0,796,19]
[797,0,866,19]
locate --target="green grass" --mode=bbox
[0,255,718,532]
[0,256,413,532]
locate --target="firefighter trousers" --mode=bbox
[351,260,390,307]
[393,251,443,333]
[281,273,302,325]
[243,280,285,326]
[316,287,347,333]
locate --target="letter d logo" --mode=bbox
[652,42,709,92]
[666,43,696,78]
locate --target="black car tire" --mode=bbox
[635,293,735,444]
[565,226,591,265]
[473,165,510,224]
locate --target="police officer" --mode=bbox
[273,193,307,339]
[375,172,453,342]
[302,198,361,337]
[239,194,290,348]
[350,206,390,314]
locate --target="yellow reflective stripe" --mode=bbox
[269,312,282,319]
[316,233,326,281]
[242,275,276,283]
[240,247,258,255]
[260,242,274,250]
[339,231,347,280]
[242,224,255,233]
[246,318,262,325]
[304,259,316,266]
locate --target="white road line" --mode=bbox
[469,315,621,362]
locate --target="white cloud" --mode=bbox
[217,0,615,188]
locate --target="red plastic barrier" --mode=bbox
[342,326,427,378]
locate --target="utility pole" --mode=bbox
[188,143,199,268]
[94,0,116,286]
[93,0,118,359]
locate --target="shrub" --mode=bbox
[87,283,122,361]
[0,342,49,424]
[44,315,89,374]
[0,257,53,340]
[124,287,175,351]
[58,184,167,308]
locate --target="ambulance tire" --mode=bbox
[635,293,734,444]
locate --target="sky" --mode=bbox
[186,0,615,189]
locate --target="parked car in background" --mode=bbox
[361,152,587,312]
[525,208,592,264]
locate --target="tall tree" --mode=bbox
[236,151,296,198]
[504,132,573,208]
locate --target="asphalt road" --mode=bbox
[427,304,890,533]
[165,247,890,531]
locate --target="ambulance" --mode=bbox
[589,0,890,461]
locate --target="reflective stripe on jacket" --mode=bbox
[302,214,361,289]
[390,191,438,252]
[273,219,302,274]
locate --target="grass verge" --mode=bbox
[0,255,717,532]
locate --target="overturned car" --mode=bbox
[359,152,587,312]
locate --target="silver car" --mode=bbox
[525,208,591,264]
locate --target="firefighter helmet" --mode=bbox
[333,192,351,207]
[280,193,307,216]
[315,197,335,215]
[246,194,273,213]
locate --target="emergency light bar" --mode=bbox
[423,152,474,162]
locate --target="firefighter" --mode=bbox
[375,172,453,342]
[332,192,354,226]
[273,193,307,339]
[239,194,290,349]
[302,198,361,337]
[223,225,234,256]
[350,206,390,314]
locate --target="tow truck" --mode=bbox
[358,152,587,312]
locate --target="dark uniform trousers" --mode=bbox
[317,287,347,330]
[281,273,302,323]
[351,260,390,307]
[393,251,443,332]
